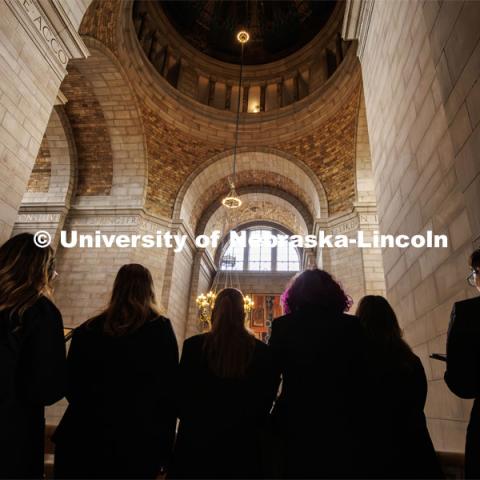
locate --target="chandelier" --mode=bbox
[220,30,249,210]
[196,291,216,327]
[243,295,254,312]
[196,290,254,331]
[196,30,253,331]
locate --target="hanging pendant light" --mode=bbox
[220,29,249,210]
[222,181,242,209]
[197,29,251,330]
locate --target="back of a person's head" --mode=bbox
[0,233,55,320]
[356,295,413,362]
[281,268,352,315]
[102,263,158,336]
[204,288,255,378]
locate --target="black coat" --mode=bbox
[268,308,370,479]
[53,315,179,479]
[0,296,66,479]
[169,333,279,479]
[445,296,480,479]
[366,346,442,478]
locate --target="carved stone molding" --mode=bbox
[5,0,89,81]
[342,0,375,61]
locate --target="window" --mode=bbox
[220,227,300,272]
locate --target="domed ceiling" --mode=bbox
[160,0,337,65]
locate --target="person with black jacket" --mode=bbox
[53,263,179,479]
[0,232,66,479]
[356,295,442,479]
[445,248,480,479]
[269,269,370,479]
[169,288,279,479]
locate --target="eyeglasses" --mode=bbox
[467,270,478,287]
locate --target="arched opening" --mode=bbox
[218,224,301,273]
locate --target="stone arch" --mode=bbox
[200,191,310,261]
[23,106,77,207]
[67,37,148,208]
[197,185,313,237]
[354,88,377,205]
[174,148,329,235]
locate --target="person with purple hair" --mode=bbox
[269,268,371,478]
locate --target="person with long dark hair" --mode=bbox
[270,268,369,478]
[0,233,66,478]
[169,288,279,479]
[356,295,443,478]
[53,264,178,479]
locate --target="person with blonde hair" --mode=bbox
[53,263,178,479]
[170,288,279,479]
[0,233,66,478]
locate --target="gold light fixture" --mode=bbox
[236,30,250,44]
[222,182,242,209]
[196,291,254,331]
[221,28,250,211]
[244,295,254,313]
[196,291,216,328]
[198,29,252,330]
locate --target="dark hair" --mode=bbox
[281,268,352,314]
[98,264,159,336]
[203,288,255,378]
[471,249,480,270]
[356,295,415,364]
[0,233,55,319]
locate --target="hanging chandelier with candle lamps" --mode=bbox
[221,29,249,210]
[196,29,254,330]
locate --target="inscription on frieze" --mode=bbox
[17,213,61,223]
[359,214,379,224]
[21,0,68,64]
[68,216,140,227]
[330,219,359,235]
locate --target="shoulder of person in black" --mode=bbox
[270,306,365,349]
[1,295,62,337]
[273,307,361,328]
[183,332,270,358]
[73,312,172,341]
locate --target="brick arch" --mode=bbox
[174,148,328,234]
[23,106,77,206]
[196,185,313,237]
[26,135,50,194]
[66,37,148,208]
[191,172,315,235]
[201,192,310,259]
[61,64,114,197]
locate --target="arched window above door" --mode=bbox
[219,226,300,272]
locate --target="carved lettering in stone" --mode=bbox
[17,213,60,223]
[359,214,378,224]
[21,0,68,65]
[69,216,140,227]
[330,219,358,235]
[139,219,170,232]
